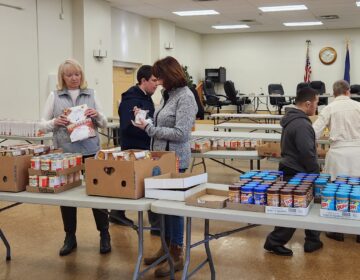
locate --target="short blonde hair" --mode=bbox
[57,58,87,90]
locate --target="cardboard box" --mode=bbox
[26,180,82,194]
[85,151,176,199]
[320,209,360,220]
[226,202,265,212]
[0,154,32,192]
[257,142,281,158]
[185,188,228,208]
[145,173,208,190]
[28,164,83,176]
[265,201,313,216]
[145,183,206,201]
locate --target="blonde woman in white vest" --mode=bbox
[41,59,111,256]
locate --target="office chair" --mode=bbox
[223,80,250,113]
[350,84,360,102]
[203,80,231,113]
[296,82,310,93]
[310,81,328,106]
[268,84,291,115]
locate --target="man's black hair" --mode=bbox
[295,87,318,104]
[137,65,152,84]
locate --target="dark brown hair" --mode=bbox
[295,87,318,104]
[152,56,187,90]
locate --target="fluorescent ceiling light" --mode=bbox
[212,24,249,29]
[356,1,360,7]
[173,10,219,16]
[259,5,307,12]
[283,21,323,27]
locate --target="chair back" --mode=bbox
[309,81,326,95]
[296,82,310,93]
[223,80,237,103]
[350,84,360,94]
[203,80,219,106]
[310,81,327,105]
[268,84,285,105]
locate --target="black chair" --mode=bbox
[268,84,291,115]
[189,85,205,119]
[350,84,360,102]
[296,82,310,93]
[223,80,251,113]
[310,81,328,106]
[203,80,231,113]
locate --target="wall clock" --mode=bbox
[319,47,337,65]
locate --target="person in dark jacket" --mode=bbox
[264,87,323,256]
[109,65,157,226]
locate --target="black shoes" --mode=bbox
[59,234,77,256]
[325,232,344,242]
[304,241,323,253]
[264,243,293,256]
[109,210,134,226]
[100,231,111,254]
[59,232,111,255]
[150,229,161,237]
[357,235,360,243]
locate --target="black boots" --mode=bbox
[100,231,111,254]
[109,210,134,226]
[264,242,293,256]
[59,231,111,256]
[59,233,77,256]
[325,232,344,241]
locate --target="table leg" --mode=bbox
[133,211,144,280]
[0,229,11,261]
[250,160,254,170]
[204,219,215,280]
[181,217,192,280]
[161,214,175,280]
[257,159,260,170]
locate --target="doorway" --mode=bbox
[112,67,135,117]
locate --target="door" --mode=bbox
[112,67,135,117]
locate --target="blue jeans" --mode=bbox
[164,168,186,246]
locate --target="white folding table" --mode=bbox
[214,122,282,133]
[0,134,53,144]
[191,150,263,173]
[151,183,360,280]
[0,186,169,280]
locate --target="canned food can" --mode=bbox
[38,175,48,188]
[51,158,63,171]
[48,176,60,188]
[67,173,74,184]
[68,156,75,168]
[63,157,69,169]
[74,171,81,182]
[29,175,38,187]
[75,154,82,166]
[31,157,41,170]
[40,158,51,171]
[60,175,67,186]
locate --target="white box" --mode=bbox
[320,209,360,220]
[265,201,313,216]
[145,184,206,201]
[144,173,208,190]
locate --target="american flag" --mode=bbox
[304,42,311,83]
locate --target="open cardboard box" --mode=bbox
[85,150,176,199]
[26,180,82,194]
[0,154,32,192]
[226,202,265,212]
[185,188,228,209]
[145,184,206,202]
[145,173,207,189]
[257,142,281,158]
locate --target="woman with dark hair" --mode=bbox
[132,56,197,277]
